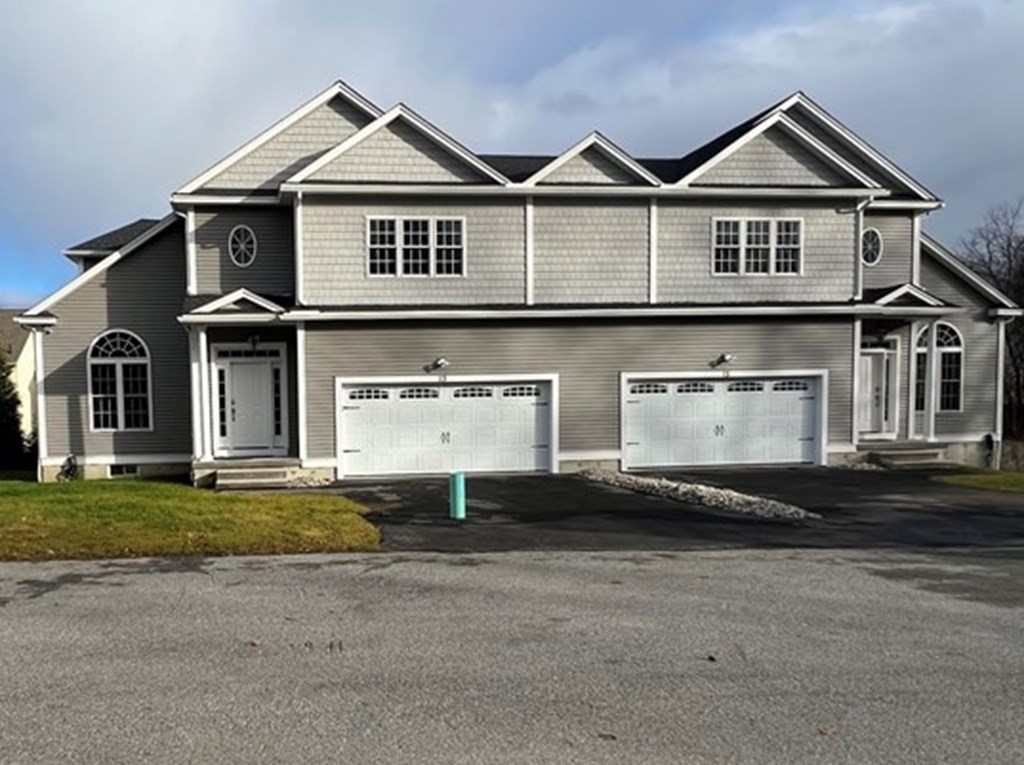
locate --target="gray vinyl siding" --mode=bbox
[918,255,998,436]
[307,120,488,184]
[534,199,649,303]
[203,97,373,191]
[42,223,191,457]
[785,105,918,195]
[695,128,851,187]
[657,201,855,302]
[862,214,913,288]
[205,327,299,457]
[302,196,525,305]
[195,207,295,296]
[541,148,639,185]
[305,318,854,460]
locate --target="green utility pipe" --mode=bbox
[449,472,466,520]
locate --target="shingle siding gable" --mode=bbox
[541,147,640,185]
[694,127,851,187]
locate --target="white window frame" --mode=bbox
[914,322,964,413]
[861,227,884,267]
[87,329,154,433]
[711,217,804,276]
[227,224,258,268]
[365,216,467,278]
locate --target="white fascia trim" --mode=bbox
[990,308,1024,318]
[282,304,962,322]
[875,283,944,307]
[279,182,886,199]
[921,234,1017,309]
[867,200,944,211]
[24,214,177,317]
[789,93,938,201]
[63,248,111,257]
[676,111,879,188]
[190,288,286,315]
[40,453,192,467]
[185,209,197,296]
[178,313,281,325]
[286,104,510,186]
[171,194,281,206]
[176,81,383,194]
[14,315,58,327]
[522,132,661,187]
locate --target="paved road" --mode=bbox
[342,469,1024,552]
[2,548,1022,764]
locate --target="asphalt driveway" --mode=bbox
[340,468,1024,552]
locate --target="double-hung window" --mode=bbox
[367,217,465,277]
[712,218,802,275]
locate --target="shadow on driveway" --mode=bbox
[337,468,1024,553]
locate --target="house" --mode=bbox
[0,308,35,442]
[15,80,1021,484]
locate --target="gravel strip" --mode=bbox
[579,469,821,521]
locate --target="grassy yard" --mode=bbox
[0,476,380,561]
[935,471,1024,494]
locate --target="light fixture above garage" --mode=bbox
[424,357,450,373]
[709,353,735,369]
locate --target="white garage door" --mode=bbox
[339,381,552,476]
[623,377,820,468]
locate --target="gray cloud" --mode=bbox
[0,0,1021,303]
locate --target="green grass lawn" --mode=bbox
[935,471,1024,494]
[0,477,380,561]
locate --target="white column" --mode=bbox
[295,191,305,305]
[198,326,213,460]
[851,319,861,445]
[296,322,308,462]
[995,319,1007,468]
[32,329,48,472]
[185,208,197,296]
[923,318,938,442]
[906,321,918,440]
[648,198,658,304]
[188,328,202,460]
[525,196,535,306]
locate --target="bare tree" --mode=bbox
[958,199,1024,437]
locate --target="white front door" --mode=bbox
[858,352,892,435]
[230,362,273,450]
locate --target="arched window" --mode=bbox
[915,323,963,412]
[88,330,152,430]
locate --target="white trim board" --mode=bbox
[23,215,177,317]
[286,104,510,186]
[40,453,192,467]
[176,80,383,194]
[522,132,660,187]
[875,283,944,307]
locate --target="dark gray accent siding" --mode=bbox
[696,128,851,187]
[534,199,649,304]
[308,120,488,183]
[658,201,856,302]
[305,319,854,460]
[541,148,639,185]
[195,207,295,296]
[862,214,913,289]
[43,223,191,457]
[203,97,373,191]
[302,196,525,305]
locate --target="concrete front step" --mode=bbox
[216,468,291,491]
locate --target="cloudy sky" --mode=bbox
[1,0,1021,307]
